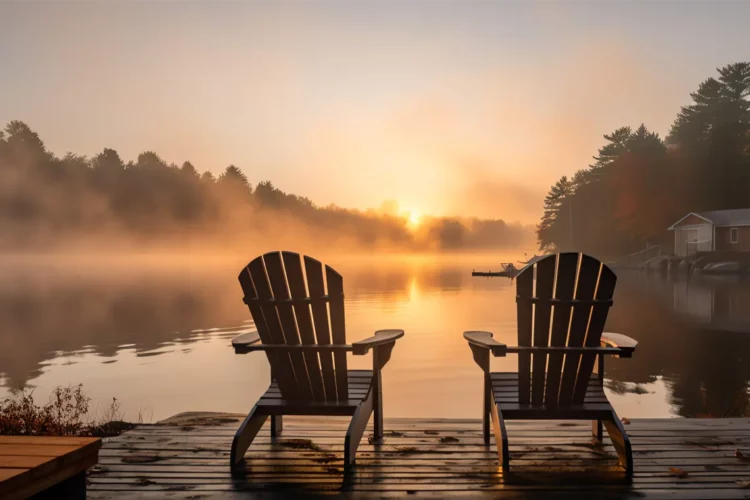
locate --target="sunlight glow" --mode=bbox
[407,211,422,228]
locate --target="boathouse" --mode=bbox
[668,208,750,256]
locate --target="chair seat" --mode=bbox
[257,370,374,415]
[490,372,614,419]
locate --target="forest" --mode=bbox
[538,62,750,257]
[0,123,532,253]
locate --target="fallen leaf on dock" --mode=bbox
[87,465,108,475]
[440,436,459,443]
[278,439,321,451]
[735,449,745,458]
[736,480,750,488]
[621,417,630,425]
[393,446,419,454]
[312,454,337,464]
[121,455,165,464]
[668,467,688,478]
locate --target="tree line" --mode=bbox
[0,122,532,252]
[538,62,750,257]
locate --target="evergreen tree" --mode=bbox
[219,165,249,187]
[668,62,750,210]
[537,176,572,251]
[180,161,199,178]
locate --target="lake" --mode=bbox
[1,253,749,422]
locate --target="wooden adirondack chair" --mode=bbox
[230,251,404,471]
[464,253,638,479]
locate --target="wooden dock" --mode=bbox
[87,416,750,498]
[472,270,514,278]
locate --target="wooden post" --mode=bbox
[271,415,283,437]
[37,471,87,500]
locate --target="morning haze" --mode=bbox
[2,4,750,495]
[1,1,748,225]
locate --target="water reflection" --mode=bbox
[606,273,750,417]
[0,258,748,420]
[0,264,250,387]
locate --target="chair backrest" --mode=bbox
[238,251,348,402]
[515,253,616,407]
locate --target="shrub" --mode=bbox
[0,384,135,437]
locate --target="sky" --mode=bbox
[1,1,749,224]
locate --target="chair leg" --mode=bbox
[603,410,634,482]
[344,390,375,471]
[592,419,603,442]
[490,401,509,473]
[482,375,491,444]
[230,405,267,468]
[373,370,383,440]
[271,415,283,437]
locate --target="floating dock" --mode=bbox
[472,270,516,278]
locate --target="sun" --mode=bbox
[407,211,422,228]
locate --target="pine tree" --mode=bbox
[537,176,572,251]
[668,62,750,209]
[218,165,249,187]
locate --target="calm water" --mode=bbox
[1,254,749,422]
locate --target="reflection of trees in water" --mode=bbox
[0,263,471,388]
[3,263,748,417]
[605,275,750,417]
[0,268,247,387]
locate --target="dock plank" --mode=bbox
[88,418,750,498]
[0,436,101,500]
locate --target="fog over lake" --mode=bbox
[1,253,748,422]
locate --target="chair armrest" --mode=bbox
[352,329,404,355]
[232,331,261,354]
[236,343,353,353]
[463,331,507,357]
[600,332,638,358]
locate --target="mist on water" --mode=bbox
[0,122,538,261]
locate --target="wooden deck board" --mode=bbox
[88,417,750,498]
[0,436,100,500]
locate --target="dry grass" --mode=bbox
[0,384,135,437]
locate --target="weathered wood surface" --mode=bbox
[0,435,100,500]
[87,417,750,498]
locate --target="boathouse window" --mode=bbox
[730,227,739,244]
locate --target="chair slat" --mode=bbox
[282,252,326,400]
[515,264,534,405]
[303,256,338,400]
[544,252,579,407]
[531,255,556,406]
[557,254,601,406]
[325,265,349,401]
[572,264,617,403]
[247,257,300,399]
[238,266,282,388]
[262,252,313,401]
